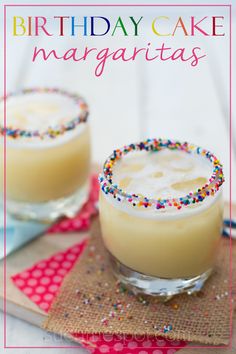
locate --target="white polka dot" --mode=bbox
[23,287,33,295]
[114,343,124,351]
[43,293,53,301]
[57,269,67,276]
[32,270,43,278]
[15,279,25,287]
[66,253,76,261]
[142,340,152,347]
[167,350,176,354]
[30,294,41,302]
[138,351,148,354]
[152,350,163,354]
[35,286,46,294]
[99,344,109,353]
[53,275,62,283]
[20,271,30,279]
[49,261,60,269]
[128,341,138,349]
[49,284,58,293]
[40,277,50,285]
[54,254,64,261]
[102,334,113,342]
[39,302,49,310]
[37,262,47,269]
[27,279,37,286]
[71,247,80,253]
[62,261,72,269]
[156,339,166,347]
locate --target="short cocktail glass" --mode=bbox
[0,88,91,222]
[99,139,224,297]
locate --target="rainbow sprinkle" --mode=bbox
[99,138,224,210]
[0,88,88,140]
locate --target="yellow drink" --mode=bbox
[99,140,224,296]
[0,89,91,221]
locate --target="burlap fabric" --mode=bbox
[43,219,234,345]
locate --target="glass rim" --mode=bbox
[99,138,224,211]
[0,87,89,140]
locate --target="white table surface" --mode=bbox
[0,0,235,352]
[0,312,88,352]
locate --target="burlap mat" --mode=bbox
[43,218,234,345]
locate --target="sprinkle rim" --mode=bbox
[0,87,89,140]
[99,138,224,211]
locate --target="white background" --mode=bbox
[0,0,235,352]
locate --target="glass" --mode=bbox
[99,139,224,297]
[0,88,91,222]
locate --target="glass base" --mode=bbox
[6,182,89,223]
[109,252,212,298]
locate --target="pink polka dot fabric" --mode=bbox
[11,241,87,311]
[11,242,186,353]
[72,333,186,353]
[48,174,99,233]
